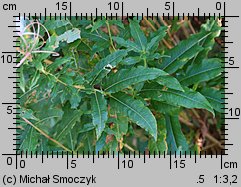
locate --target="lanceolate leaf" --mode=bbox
[91,19,106,32]
[57,28,81,43]
[141,83,214,115]
[179,58,222,86]
[160,31,211,74]
[103,67,167,93]
[165,114,188,152]
[129,20,147,50]
[112,36,142,53]
[87,50,128,84]
[194,19,221,61]
[91,91,108,139]
[152,101,180,114]
[148,115,167,153]
[148,130,167,153]
[81,30,109,43]
[107,114,129,141]
[121,56,141,65]
[44,19,70,30]
[156,76,184,91]
[200,87,224,113]
[19,126,39,152]
[110,93,157,140]
[54,106,82,141]
[46,57,71,72]
[146,26,167,52]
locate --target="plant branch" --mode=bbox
[22,117,74,153]
[178,116,224,150]
[106,20,116,51]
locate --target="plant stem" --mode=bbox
[178,116,224,149]
[22,117,74,153]
[192,83,199,91]
[106,20,116,51]
[143,17,173,49]
[143,57,147,67]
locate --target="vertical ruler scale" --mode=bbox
[0,0,240,186]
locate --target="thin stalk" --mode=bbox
[143,57,147,67]
[22,117,74,153]
[143,17,173,49]
[106,20,116,51]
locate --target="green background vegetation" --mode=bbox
[16,16,224,154]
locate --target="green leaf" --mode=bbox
[19,108,39,121]
[32,36,59,71]
[103,67,167,93]
[156,75,184,91]
[46,57,71,72]
[179,58,222,86]
[91,19,106,32]
[148,115,167,153]
[109,19,125,29]
[87,50,128,84]
[107,114,129,141]
[19,126,39,152]
[57,28,81,43]
[165,114,188,152]
[200,87,224,113]
[18,66,26,93]
[110,92,157,140]
[121,56,141,65]
[44,19,70,30]
[160,31,211,73]
[81,30,109,43]
[146,26,167,52]
[91,91,108,139]
[112,36,142,53]
[29,70,40,89]
[194,19,221,61]
[148,129,167,153]
[141,83,214,115]
[78,123,95,133]
[70,93,82,109]
[151,101,180,114]
[129,19,147,50]
[95,132,107,153]
[54,105,82,141]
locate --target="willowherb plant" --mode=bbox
[17,16,223,154]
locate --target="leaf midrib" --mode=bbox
[131,23,145,50]
[56,112,79,140]
[180,66,220,83]
[94,92,103,135]
[141,88,211,110]
[204,95,222,104]
[90,52,126,85]
[167,116,178,151]
[105,72,159,91]
[162,33,211,70]
[111,95,155,135]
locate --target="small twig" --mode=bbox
[22,117,73,153]
[122,143,136,152]
[143,17,156,31]
[188,20,196,34]
[180,20,190,38]
[143,17,173,49]
[106,20,116,51]
[178,116,224,149]
[16,52,31,67]
[202,143,216,151]
[159,16,177,45]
